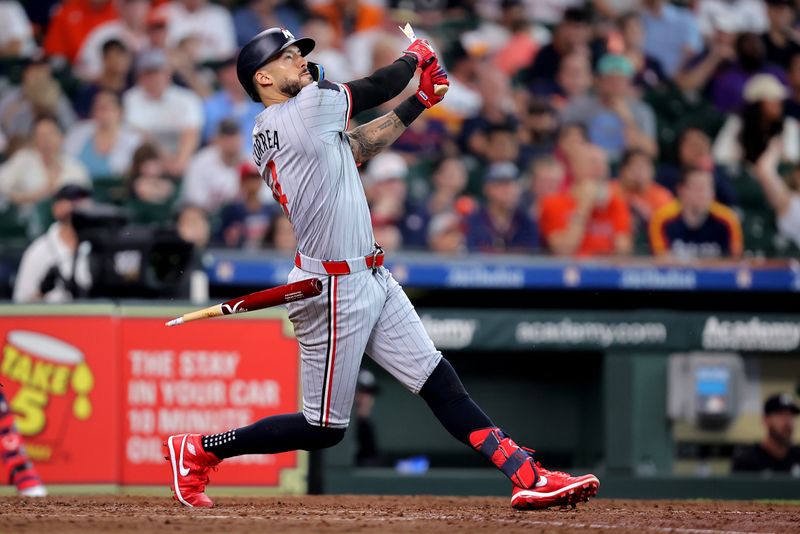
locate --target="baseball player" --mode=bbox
[1,390,47,496]
[165,27,599,510]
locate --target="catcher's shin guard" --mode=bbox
[469,427,538,488]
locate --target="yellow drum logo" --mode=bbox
[0,330,95,459]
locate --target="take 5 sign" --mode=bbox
[0,314,118,483]
[0,307,305,490]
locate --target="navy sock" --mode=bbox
[202,412,345,459]
[419,358,494,444]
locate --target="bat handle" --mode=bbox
[433,84,448,96]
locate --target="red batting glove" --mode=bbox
[402,38,437,69]
[415,59,449,109]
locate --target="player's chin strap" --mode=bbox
[371,242,384,275]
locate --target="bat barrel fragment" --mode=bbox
[165,278,322,327]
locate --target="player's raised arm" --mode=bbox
[346,60,449,164]
[341,38,435,116]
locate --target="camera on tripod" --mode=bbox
[72,204,194,299]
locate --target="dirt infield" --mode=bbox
[1,495,798,534]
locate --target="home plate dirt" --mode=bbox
[1,495,798,534]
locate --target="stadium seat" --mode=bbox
[0,204,30,251]
[124,197,178,226]
[91,176,128,205]
[739,208,777,257]
[643,85,725,163]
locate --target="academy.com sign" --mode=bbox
[418,311,800,352]
[515,319,668,347]
[702,317,800,351]
[420,315,478,349]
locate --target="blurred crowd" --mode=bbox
[2,0,800,270]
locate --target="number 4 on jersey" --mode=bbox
[265,160,290,218]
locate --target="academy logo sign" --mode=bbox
[420,315,477,349]
[702,317,800,352]
[515,319,668,348]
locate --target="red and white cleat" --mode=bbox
[9,458,47,497]
[510,463,599,510]
[2,428,47,497]
[164,434,221,508]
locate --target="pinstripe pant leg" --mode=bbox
[365,268,443,394]
[286,268,383,428]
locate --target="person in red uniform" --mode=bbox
[1,391,47,496]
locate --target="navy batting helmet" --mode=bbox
[237,28,315,102]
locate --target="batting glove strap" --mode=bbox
[402,38,436,69]
[415,61,449,109]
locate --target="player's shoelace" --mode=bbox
[534,461,572,479]
[183,469,211,493]
[516,447,577,481]
[181,463,216,492]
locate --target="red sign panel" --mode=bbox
[0,316,119,483]
[119,317,301,486]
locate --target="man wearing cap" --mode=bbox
[427,211,466,255]
[560,54,657,163]
[732,393,800,474]
[165,26,599,511]
[122,47,203,176]
[180,118,243,214]
[464,162,539,253]
[13,184,93,303]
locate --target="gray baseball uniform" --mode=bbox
[253,80,442,428]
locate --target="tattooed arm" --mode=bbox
[345,94,428,164]
[345,111,407,164]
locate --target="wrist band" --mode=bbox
[397,55,418,70]
[394,96,426,127]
